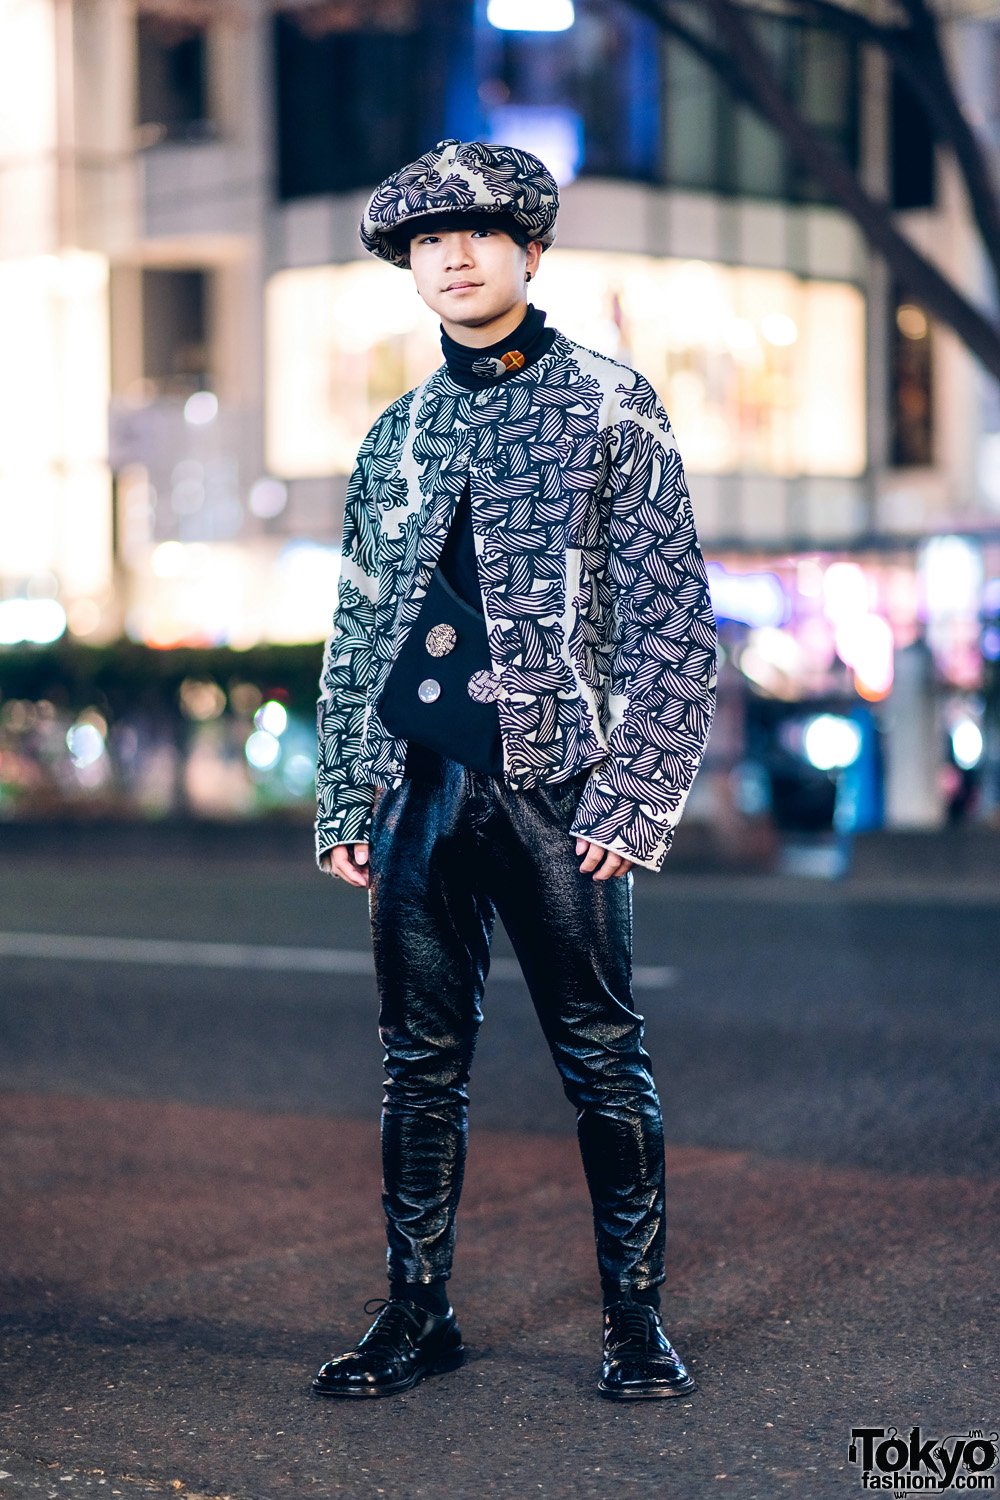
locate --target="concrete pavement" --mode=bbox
[2,1091,996,1499]
[0,835,997,1498]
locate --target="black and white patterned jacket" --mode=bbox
[316,330,717,872]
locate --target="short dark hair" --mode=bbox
[389,209,533,262]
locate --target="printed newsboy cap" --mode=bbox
[360,137,560,270]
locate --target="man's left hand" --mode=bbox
[574,838,634,880]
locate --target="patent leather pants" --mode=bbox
[366,747,667,1303]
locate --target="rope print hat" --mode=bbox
[360,137,560,270]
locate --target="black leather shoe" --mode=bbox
[597,1301,697,1400]
[311,1297,465,1398]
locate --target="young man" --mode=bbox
[311,138,717,1401]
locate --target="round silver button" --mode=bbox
[418,678,442,703]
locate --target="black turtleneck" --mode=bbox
[439,301,558,391]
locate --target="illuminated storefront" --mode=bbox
[0,0,114,645]
[264,250,866,482]
[0,251,113,642]
[705,535,995,835]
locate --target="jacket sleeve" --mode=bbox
[569,374,717,872]
[314,421,383,866]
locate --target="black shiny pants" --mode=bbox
[366,749,667,1302]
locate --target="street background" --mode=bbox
[3,0,1000,1493]
[1,826,997,1498]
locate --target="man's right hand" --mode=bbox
[321,844,371,888]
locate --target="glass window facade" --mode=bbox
[0,252,113,599]
[889,41,936,211]
[136,13,213,144]
[274,2,856,202]
[138,269,212,396]
[274,3,447,198]
[890,291,934,467]
[663,14,859,202]
[475,2,660,182]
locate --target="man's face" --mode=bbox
[407,223,543,331]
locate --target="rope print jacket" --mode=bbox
[315,329,718,873]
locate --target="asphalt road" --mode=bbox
[1,836,997,1499]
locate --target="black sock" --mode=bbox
[390,1278,450,1315]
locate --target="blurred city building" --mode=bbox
[0,0,998,844]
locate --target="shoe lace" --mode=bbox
[607,1303,661,1351]
[360,1296,423,1352]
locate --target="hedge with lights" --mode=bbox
[0,641,324,720]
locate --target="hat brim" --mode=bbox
[386,208,537,260]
